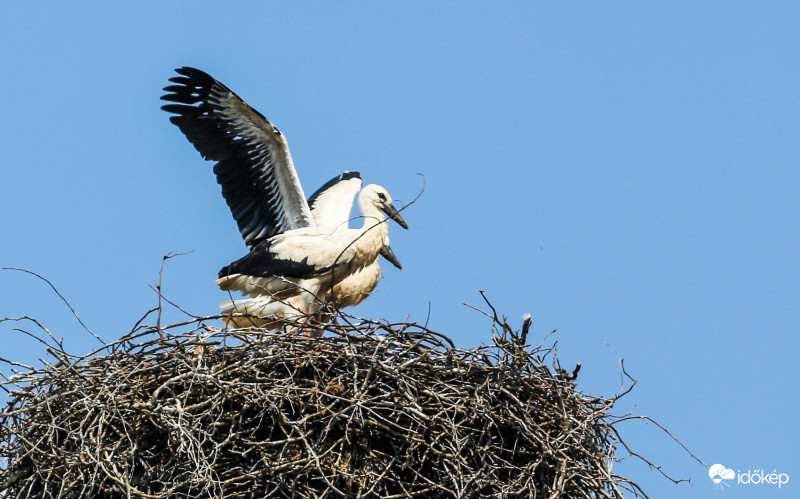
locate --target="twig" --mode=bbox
[2,267,104,345]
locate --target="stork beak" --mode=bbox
[382,203,408,229]
[379,245,403,269]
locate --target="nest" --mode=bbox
[0,306,650,498]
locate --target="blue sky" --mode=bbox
[2,3,798,496]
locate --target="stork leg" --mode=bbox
[302,302,325,338]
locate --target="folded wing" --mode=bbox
[307,172,363,230]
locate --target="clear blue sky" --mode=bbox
[2,3,798,497]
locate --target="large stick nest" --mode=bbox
[0,308,648,498]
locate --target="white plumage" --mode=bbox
[162,67,407,331]
[219,184,405,329]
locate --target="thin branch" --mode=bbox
[2,267,104,345]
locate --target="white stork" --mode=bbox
[306,172,403,309]
[217,172,405,330]
[307,171,403,273]
[161,67,408,331]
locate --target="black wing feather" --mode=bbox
[219,240,333,280]
[162,66,314,248]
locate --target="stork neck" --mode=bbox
[359,205,390,236]
[360,213,388,233]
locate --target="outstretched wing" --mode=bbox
[307,172,362,229]
[162,67,315,247]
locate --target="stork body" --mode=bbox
[161,67,407,331]
[216,184,402,329]
[219,176,403,329]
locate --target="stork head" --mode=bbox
[359,184,408,229]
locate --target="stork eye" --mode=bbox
[377,192,387,201]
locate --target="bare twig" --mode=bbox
[2,267,104,345]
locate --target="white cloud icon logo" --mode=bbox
[709,464,735,484]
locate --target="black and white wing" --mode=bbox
[307,172,362,229]
[161,67,315,247]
